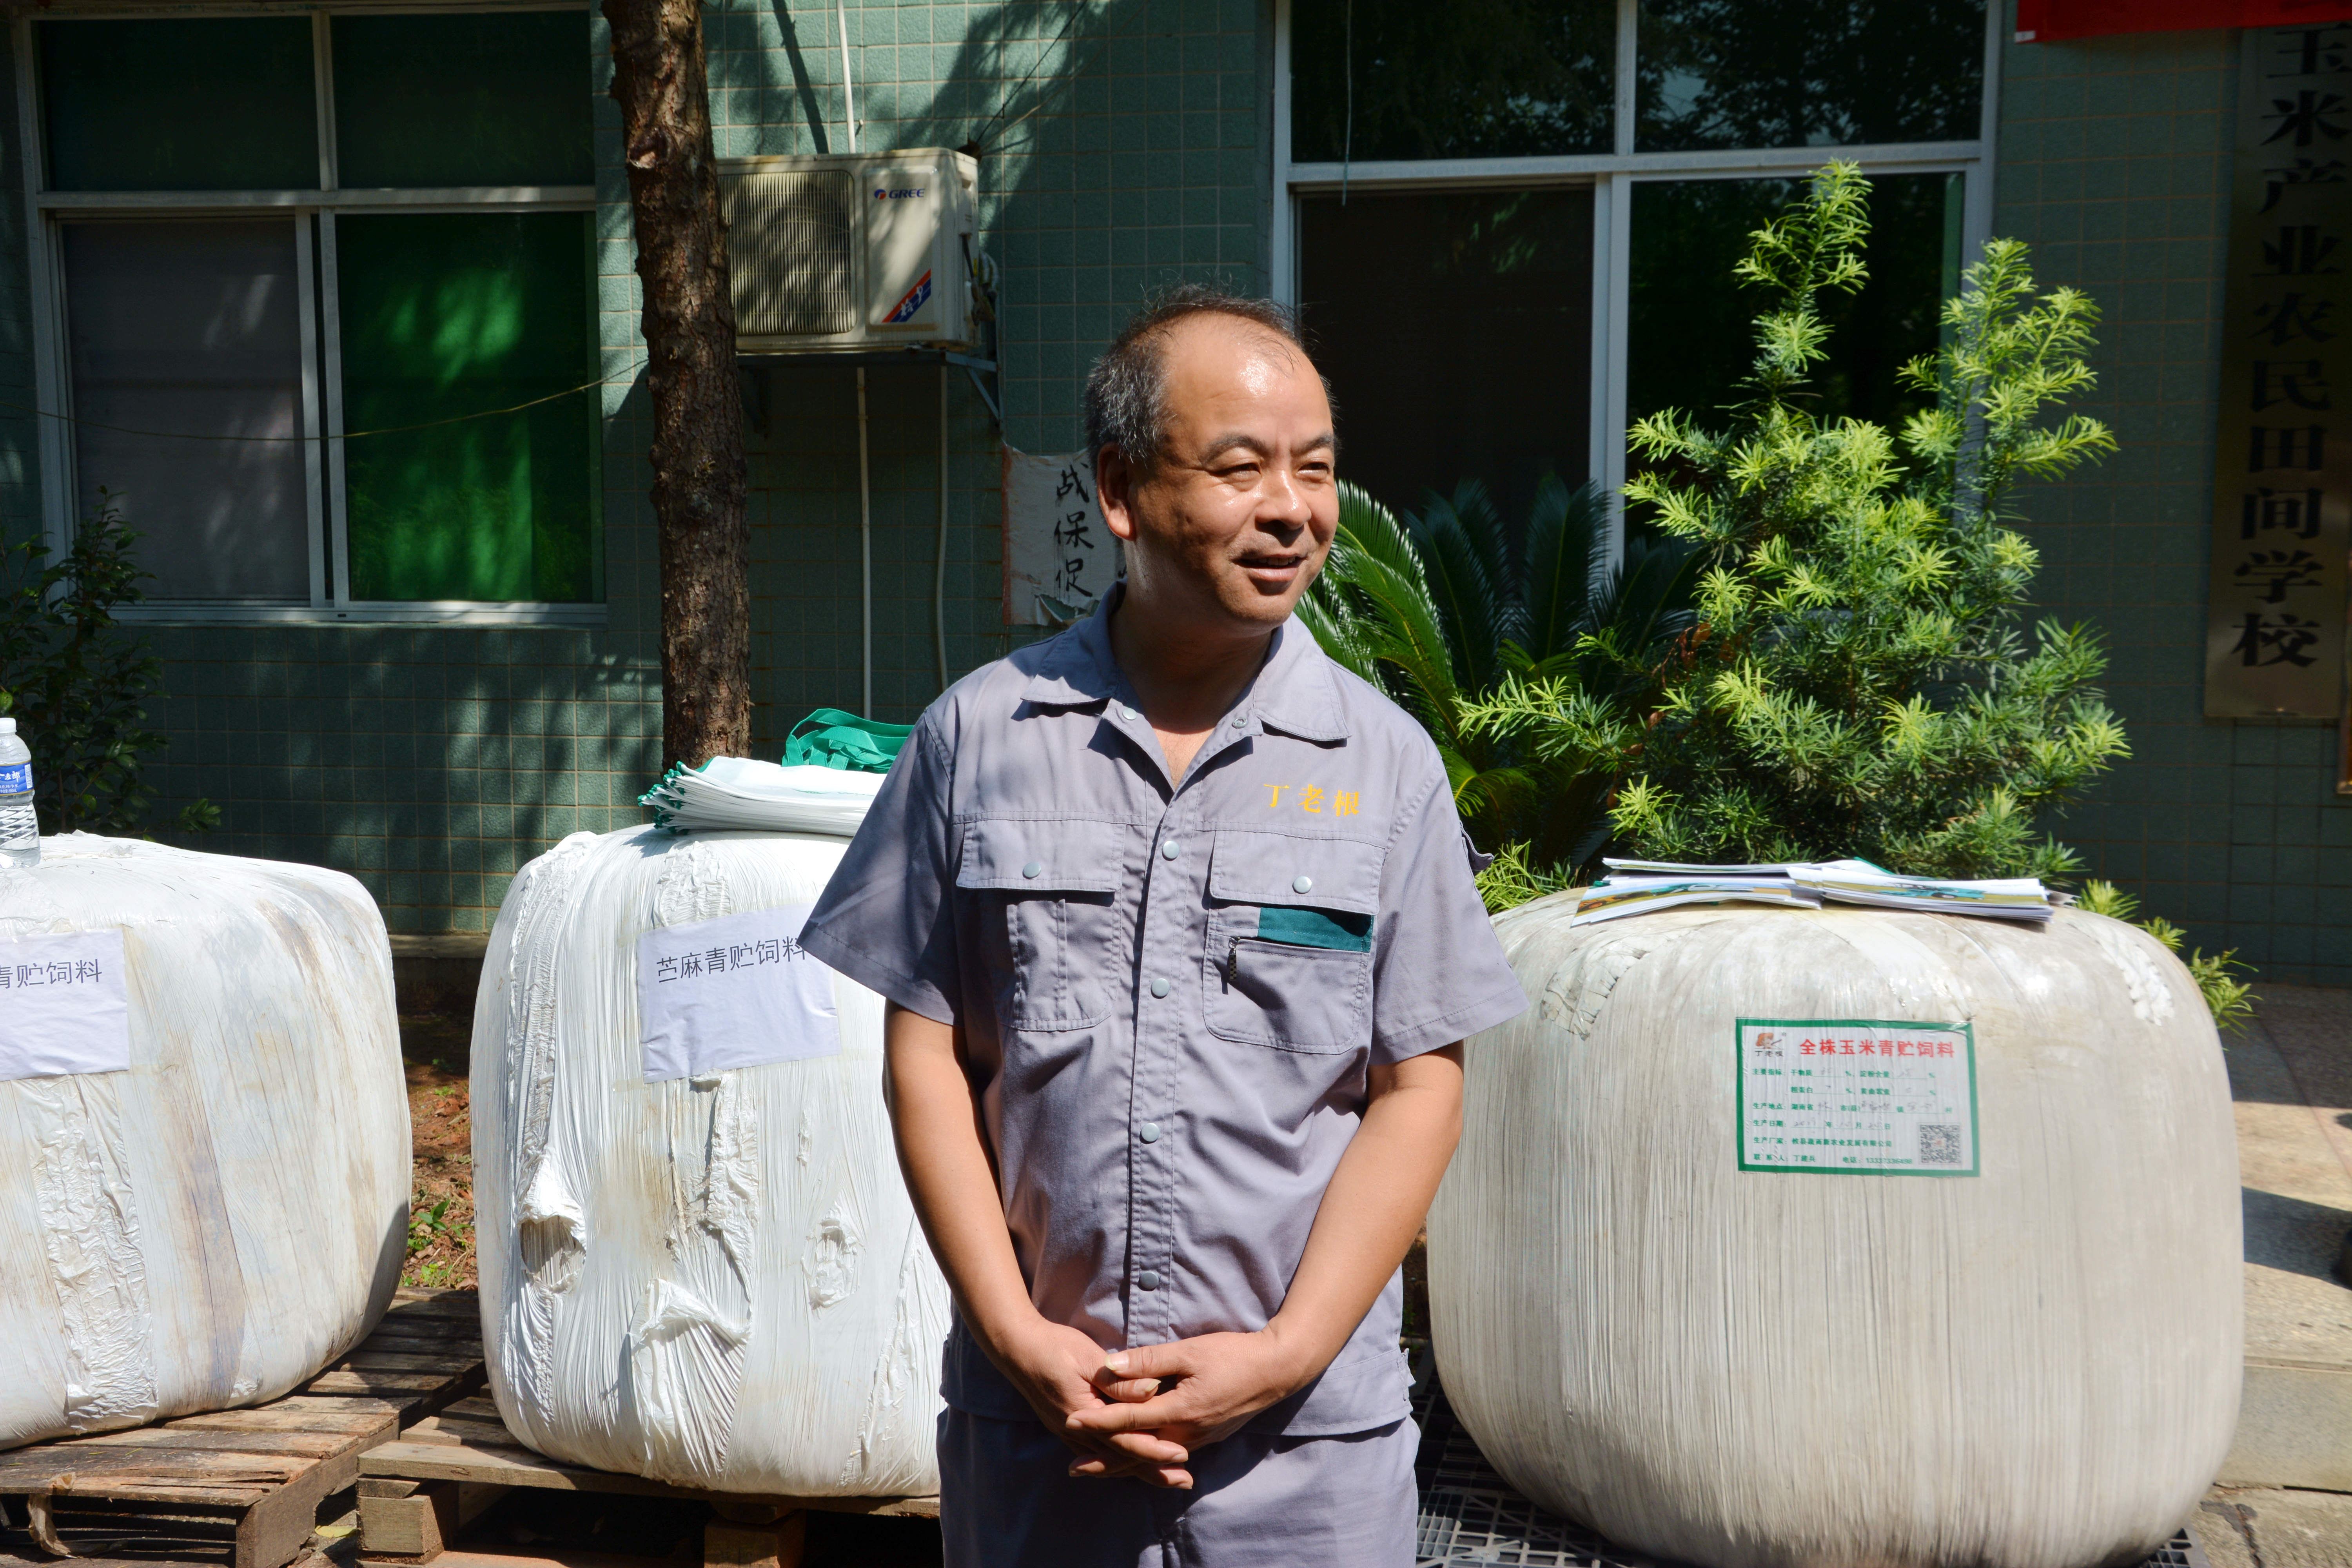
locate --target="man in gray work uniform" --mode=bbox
[800,286,1526,1566]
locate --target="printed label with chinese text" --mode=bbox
[1735,1018,1979,1176]
[637,906,842,1082]
[0,928,131,1082]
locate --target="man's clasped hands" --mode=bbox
[993,1316,1318,1490]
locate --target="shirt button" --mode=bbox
[1161,840,1181,860]
[1230,714,1247,728]
[1138,1122,1161,1143]
[1149,976,1171,999]
[1022,860,1042,878]
[1137,1270,1161,1291]
[1292,874,1314,893]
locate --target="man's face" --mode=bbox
[1098,316,1338,635]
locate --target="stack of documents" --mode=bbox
[640,757,886,836]
[1572,858,2053,927]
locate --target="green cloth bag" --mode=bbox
[782,708,914,773]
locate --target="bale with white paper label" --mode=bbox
[1429,900,2241,1568]
[0,834,407,1450]
[472,820,947,1497]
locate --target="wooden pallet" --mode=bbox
[0,1288,483,1568]
[356,1399,936,1567]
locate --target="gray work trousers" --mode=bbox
[937,1408,1420,1568]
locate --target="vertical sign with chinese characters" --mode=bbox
[2206,24,2352,717]
[1735,1018,1980,1176]
[0,929,131,1082]
[1003,445,1120,626]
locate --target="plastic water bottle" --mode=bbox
[0,718,38,867]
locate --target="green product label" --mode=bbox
[1735,1018,1979,1177]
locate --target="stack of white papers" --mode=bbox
[1572,873,1824,924]
[639,757,886,836]
[1572,858,2053,926]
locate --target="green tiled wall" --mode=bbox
[0,51,38,560]
[1996,20,2352,983]
[69,1,2342,976]
[20,0,1268,933]
[142,627,661,931]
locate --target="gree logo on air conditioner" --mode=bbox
[875,187,924,199]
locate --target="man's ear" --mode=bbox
[1097,446,1141,544]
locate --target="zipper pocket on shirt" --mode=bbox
[1205,924,1374,1053]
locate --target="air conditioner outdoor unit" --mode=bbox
[719,148,980,353]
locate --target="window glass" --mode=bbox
[1627,173,1963,439]
[337,213,595,603]
[41,19,316,192]
[1299,188,1593,525]
[1291,0,1615,162]
[1635,0,1984,152]
[62,221,312,602]
[332,12,593,189]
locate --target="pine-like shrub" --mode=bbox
[1464,162,2125,882]
[0,492,215,836]
[1455,163,2251,1023]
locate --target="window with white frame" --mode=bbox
[19,7,600,622]
[1272,0,1996,532]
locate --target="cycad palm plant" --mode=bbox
[1299,474,1699,891]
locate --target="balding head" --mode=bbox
[1083,286,1333,479]
[1091,290,1339,643]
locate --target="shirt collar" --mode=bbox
[1019,583,1350,744]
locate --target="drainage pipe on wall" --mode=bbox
[857,365,873,715]
[936,365,950,695]
[837,1,858,152]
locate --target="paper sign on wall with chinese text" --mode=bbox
[0,929,131,1082]
[2205,23,2352,717]
[637,907,840,1082]
[1003,446,1119,626]
[1736,1018,1979,1176]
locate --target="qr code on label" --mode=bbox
[1918,1123,1964,1166]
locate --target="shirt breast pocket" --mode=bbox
[1203,829,1384,1054]
[958,817,1127,1031]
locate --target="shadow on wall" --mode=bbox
[155,0,1268,928]
[707,0,1270,443]
[703,0,1270,727]
[146,622,660,931]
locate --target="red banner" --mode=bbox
[2017,0,2352,41]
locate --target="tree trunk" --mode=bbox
[604,0,749,770]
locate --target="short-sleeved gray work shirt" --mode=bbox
[800,588,1527,1437]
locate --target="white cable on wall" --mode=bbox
[856,365,873,716]
[936,364,949,695]
[841,3,866,711]
[837,1,858,152]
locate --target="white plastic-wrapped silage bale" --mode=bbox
[1430,900,2241,1568]
[472,809,949,1497]
[0,834,408,1450]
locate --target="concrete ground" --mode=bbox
[2191,1488,2352,1568]
[2190,983,2352,1566]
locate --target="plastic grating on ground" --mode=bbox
[1409,1358,2210,1568]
